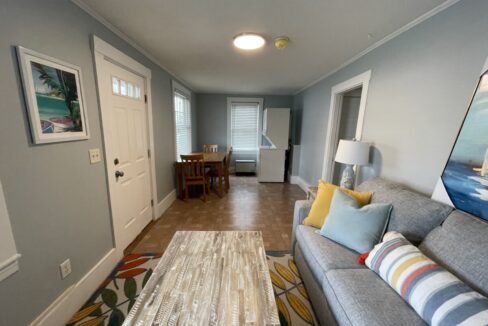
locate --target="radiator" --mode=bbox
[235,160,256,173]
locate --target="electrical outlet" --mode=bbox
[89,148,101,164]
[60,259,72,279]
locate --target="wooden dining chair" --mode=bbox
[180,154,210,202]
[224,147,233,192]
[203,144,218,153]
[207,147,232,193]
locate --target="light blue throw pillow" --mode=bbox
[320,189,392,253]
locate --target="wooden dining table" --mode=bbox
[175,152,227,199]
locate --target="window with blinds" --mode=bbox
[174,91,192,161]
[230,102,260,151]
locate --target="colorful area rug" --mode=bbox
[67,252,317,326]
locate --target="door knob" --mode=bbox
[115,170,124,178]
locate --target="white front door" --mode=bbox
[100,60,153,250]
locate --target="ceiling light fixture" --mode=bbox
[233,33,266,50]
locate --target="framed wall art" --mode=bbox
[17,46,89,144]
[433,56,488,221]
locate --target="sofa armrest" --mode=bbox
[291,200,313,250]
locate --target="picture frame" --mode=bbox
[433,56,488,221]
[16,46,90,144]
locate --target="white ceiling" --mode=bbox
[77,0,450,95]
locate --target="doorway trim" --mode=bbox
[321,70,371,182]
[92,36,158,253]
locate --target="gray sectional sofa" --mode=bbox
[292,178,488,326]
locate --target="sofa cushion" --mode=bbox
[420,210,488,297]
[356,177,453,244]
[303,181,372,228]
[367,231,488,326]
[320,189,392,253]
[324,269,426,326]
[295,225,364,281]
[294,244,341,326]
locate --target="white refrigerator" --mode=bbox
[258,108,290,182]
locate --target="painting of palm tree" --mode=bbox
[31,62,82,133]
[17,46,89,144]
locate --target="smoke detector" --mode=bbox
[274,37,290,50]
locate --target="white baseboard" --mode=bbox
[30,248,120,326]
[0,253,21,282]
[156,189,176,218]
[290,175,311,194]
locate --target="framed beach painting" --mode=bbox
[17,46,89,144]
[435,62,488,221]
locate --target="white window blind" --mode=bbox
[230,102,260,151]
[174,90,192,160]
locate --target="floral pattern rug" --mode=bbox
[67,252,317,326]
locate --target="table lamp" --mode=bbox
[334,139,370,189]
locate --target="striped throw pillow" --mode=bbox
[365,231,488,326]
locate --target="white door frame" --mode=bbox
[92,36,158,252]
[321,70,371,182]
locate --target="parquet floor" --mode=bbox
[128,176,307,253]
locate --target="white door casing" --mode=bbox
[321,70,371,183]
[93,36,157,253]
[0,179,21,283]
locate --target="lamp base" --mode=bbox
[340,165,355,190]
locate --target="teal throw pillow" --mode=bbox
[320,189,392,253]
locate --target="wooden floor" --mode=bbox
[128,176,307,253]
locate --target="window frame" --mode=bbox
[172,81,192,161]
[226,97,264,153]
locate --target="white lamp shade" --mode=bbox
[334,140,370,165]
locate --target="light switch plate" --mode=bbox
[60,259,72,279]
[89,148,101,164]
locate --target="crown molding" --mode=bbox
[71,0,193,92]
[294,0,461,95]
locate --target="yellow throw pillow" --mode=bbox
[303,181,373,228]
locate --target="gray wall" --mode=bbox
[294,0,488,194]
[195,94,294,150]
[0,1,192,324]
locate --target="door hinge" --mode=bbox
[144,94,147,103]
[148,149,151,158]
[151,199,154,207]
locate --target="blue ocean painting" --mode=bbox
[30,62,81,133]
[442,73,488,220]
